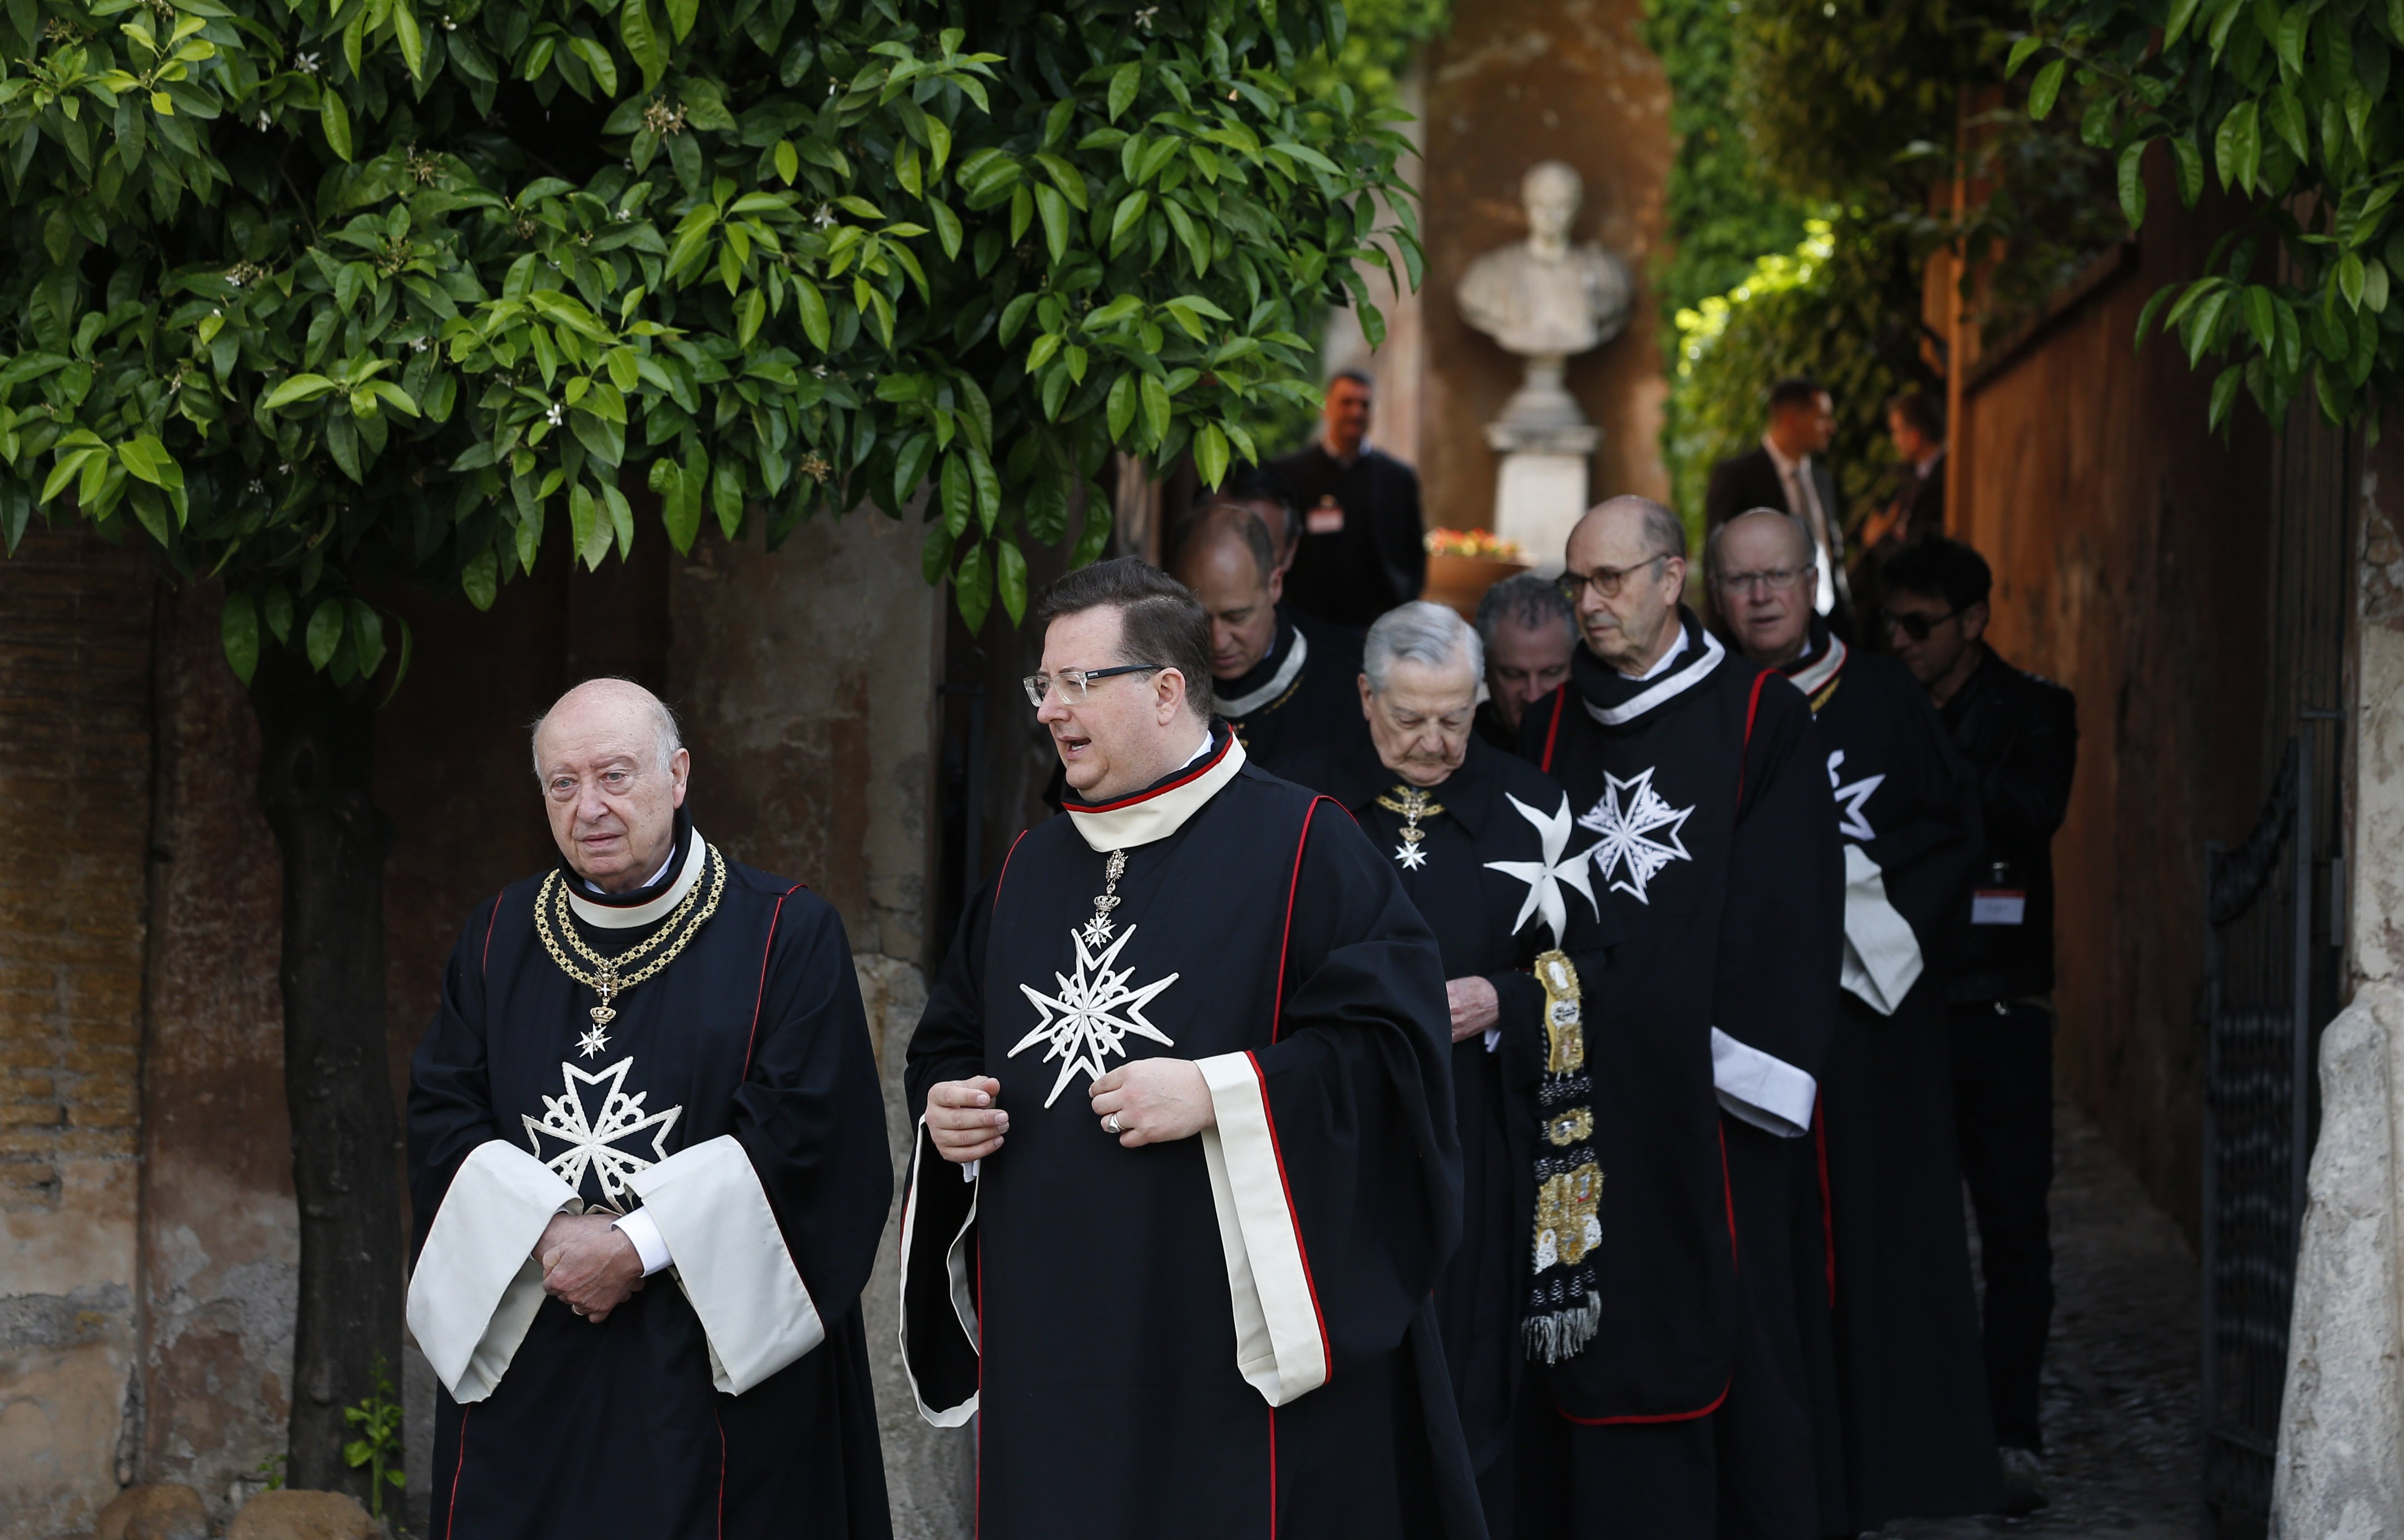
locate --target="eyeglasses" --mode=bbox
[1021,663,1165,709]
[1556,554,1674,604]
[1713,565,1807,595]
[1878,606,1961,643]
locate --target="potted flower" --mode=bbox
[1422,529,1533,620]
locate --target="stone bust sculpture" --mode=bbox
[1457,161,1633,359]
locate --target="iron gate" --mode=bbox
[2198,407,2353,1538]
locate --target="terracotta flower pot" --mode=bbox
[1423,551,1534,622]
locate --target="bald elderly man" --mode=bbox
[406,679,893,1539]
[1170,498,1372,790]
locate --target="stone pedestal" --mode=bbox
[1485,356,1597,569]
[1490,447,1592,570]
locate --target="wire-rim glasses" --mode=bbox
[1713,564,1808,596]
[1021,663,1166,709]
[1556,552,1674,604]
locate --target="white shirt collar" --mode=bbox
[1762,433,1810,476]
[566,834,711,930]
[1622,626,1691,682]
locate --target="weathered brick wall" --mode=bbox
[0,531,155,1537]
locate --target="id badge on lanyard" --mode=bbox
[1972,889,2026,925]
[1307,495,1345,535]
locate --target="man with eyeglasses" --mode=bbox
[1168,498,1373,790]
[1516,496,1842,1540]
[1713,510,2001,1530]
[1876,537,2077,1516]
[898,557,1486,1539]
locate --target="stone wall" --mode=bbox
[2271,416,2404,1538]
[0,533,154,1537]
[1940,162,2277,1233]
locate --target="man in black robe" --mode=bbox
[1168,498,1372,788]
[1518,497,1842,1539]
[406,679,892,1540]
[899,558,1484,1540]
[1715,510,2001,1529]
[1472,572,1579,754]
[1329,601,1616,1539]
[1272,369,1427,625]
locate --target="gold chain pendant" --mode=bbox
[534,846,728,1056]
[1373,784,1445,871]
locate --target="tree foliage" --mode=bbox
[0,0,1420,675]
[1663,216,1924,534]
[1641,0,1810,324]
[2017,0,2404,427]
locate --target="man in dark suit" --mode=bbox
[1848,389,1948,629]
[1272,369,1426,626]
[1705,376,1851,636]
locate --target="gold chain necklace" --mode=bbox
[534,845,727,1054]
[1373,784,1445,871]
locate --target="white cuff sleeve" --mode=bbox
[1195,1050,1331,1408]
[612,1207,673,1276]
[625,1134,823,1395]
[1711,1026,1817,1137]
[405,1141,578,1403]
[1839,843,1924,1016]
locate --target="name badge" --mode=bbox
[1307,495,1345,535]
[1971,889,2027,925]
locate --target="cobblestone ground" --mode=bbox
[1879,1094,2201,1539]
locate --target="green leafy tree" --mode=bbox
[2014,0,2404,426]
[0,0,1415,1494]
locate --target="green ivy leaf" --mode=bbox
[221,590,259,684]
[954,537,993,633]
[348,599,386,678]
[2006,35,2045,76]
[2171,137,2204,205]
[304,598,347,672]
[461,547,499,610]
[2117,140,2149,227]
[996,536,1028,625]
[320,91,352,164]
[1107,62,1141,124]
[2028,59,2068,120]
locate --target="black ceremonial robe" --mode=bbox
[1779,628,2001,1528]
[1521,610,1842,1538]
[406,822,892,1540]
[1213,603,1374,790]
[899,728,1486,1540]
[1342,739,1619,1537]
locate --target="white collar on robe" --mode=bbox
[566,832,710,929]
[1784,633,1846,699]
[1064,732,1245,851]
[1216,626,1311,718]
[1583,628,1725,727]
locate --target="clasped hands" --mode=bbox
[925,1058,1216,1164]
[534,1212,645,1323]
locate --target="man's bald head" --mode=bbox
[531,679,691,893]
[1709,507,1814,575]
[1562,495,1690,674]
[1172,504,1282,680]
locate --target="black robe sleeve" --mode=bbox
[725,892,894,1341]
[1204,799,1460,1391]
[1712,672,1845,1133]
[408,894,506,1261]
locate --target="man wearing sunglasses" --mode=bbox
[1712,510,2000,1530]
[899,556,1485,1539]
[1516,496,1842,1540]
[1877,537,2078,1516]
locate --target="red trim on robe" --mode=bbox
[1269,797,1329,1042]
[444,1406,470,1539]
[1721,1121,1738,1264]
[741,885,804,1078]
[1247,1050,1333,1388]
[1539,687,1566,773]
[480,892,503,975]
[1068,730,1234,811]
[715,1410,728,1540]
[1559,1378,1733,1427]
[1735,668,1771,805]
